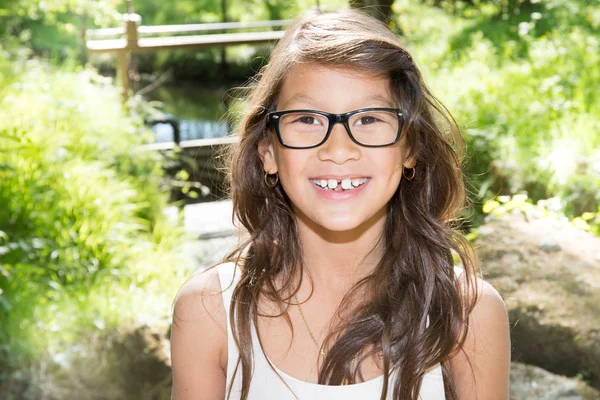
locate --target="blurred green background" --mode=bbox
[0,0,599,398]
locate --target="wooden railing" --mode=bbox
[85,11,290,102]
[86,19,292,38]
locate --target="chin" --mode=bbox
[311,213,378,234]
[294,204,388,237]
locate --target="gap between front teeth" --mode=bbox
[313,178,367,190]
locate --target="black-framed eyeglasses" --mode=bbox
[267,108,404,149]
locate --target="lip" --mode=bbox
[309,177,371,200]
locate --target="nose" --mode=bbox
[317,121,360,164]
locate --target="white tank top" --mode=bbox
[217,262,464,400]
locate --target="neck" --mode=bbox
[293,207,387,299]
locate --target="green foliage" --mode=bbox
[0,0,121,59]
[572,209,600,236]
[420,0,531,17]
[482,193,540,216]
[397,0,600,228]
[482,194,600,236]
[130,0,344,25]
[557,152,600,217]
[0,50,191,393]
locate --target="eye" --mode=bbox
[354,115,379,126]
[293,115,321,125]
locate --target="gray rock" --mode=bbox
[510,362,600,399]
[476,210,600,390]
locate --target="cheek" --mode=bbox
[274,151,306,187]
[378,148,404,178]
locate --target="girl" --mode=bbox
[171,8,510,400]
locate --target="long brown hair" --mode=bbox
[221,8,479,400]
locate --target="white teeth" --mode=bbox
[312,178,368,190]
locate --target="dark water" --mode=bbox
[144,83,240,143]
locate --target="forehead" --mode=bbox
[277,64,395,111]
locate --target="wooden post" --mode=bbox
[125,14,140,49]
[118,0,141,105]
[220,0,228,76]
[117,50,129,105]
[79,14,89,64]
[127,13,141,92]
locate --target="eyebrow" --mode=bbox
[279,94,396,110]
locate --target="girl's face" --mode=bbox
[260,64,413,235]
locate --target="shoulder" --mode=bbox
[463,276,510,347]
[173,265,227,319]
[174,265,227,320]
[170,265,229,399]
[463,273,508,330]
[455,269,506,316]
[448,273,511,399]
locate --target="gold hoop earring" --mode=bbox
[403,167,416,181]
[264,171,279,188]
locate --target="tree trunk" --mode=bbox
[349,0,395,22]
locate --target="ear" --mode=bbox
[402,151,417,169]
[403,157,416,169]
[400,136,417,169]
[258,139,278,174]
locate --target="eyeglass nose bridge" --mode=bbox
[326,113,353,137]
[332,114,347,123]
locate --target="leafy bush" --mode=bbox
[397,0,600,227]
[0,53,191,395]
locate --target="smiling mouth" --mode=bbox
[310,178,369,191]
